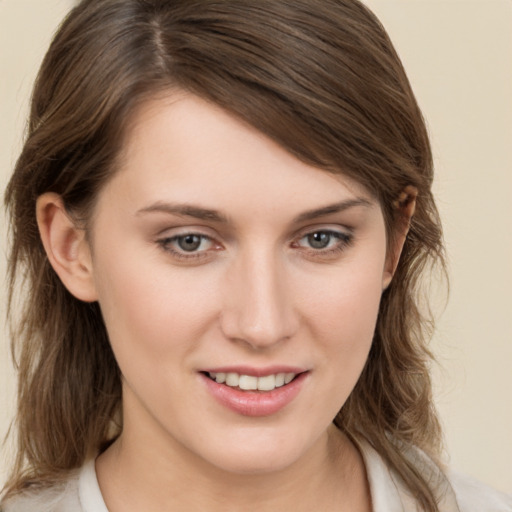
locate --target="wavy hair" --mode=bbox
[3,1,445,510]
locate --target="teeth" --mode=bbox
[257,374,276,391]
[275,373,285,387]
[226,373,239,387]
[239,375,258,390]
[208,372,297,391]
[284,372,295,384]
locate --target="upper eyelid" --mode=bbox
[155,226,227,249]
[159,232,216,249]
[154,224,218,237]
[294,229,352,247]
[292,224,353,240]
[161,232,213,240]
[298,229,351,240]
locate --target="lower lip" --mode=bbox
[201,372,308,417]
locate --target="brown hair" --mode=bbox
[3,1,445,510]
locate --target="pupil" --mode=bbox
[178,235,201,251]
[308,232,330,249]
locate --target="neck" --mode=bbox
[96,423,370,512]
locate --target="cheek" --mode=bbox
[92,247,221,362]
[300,259,385,341]
[296,255,385,398]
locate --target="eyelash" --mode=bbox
[157,229,353,262]
[293,230,354,259]
[157,233,218,262]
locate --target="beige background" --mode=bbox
[1,0,511,494]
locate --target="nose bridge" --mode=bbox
[221,243,296,348]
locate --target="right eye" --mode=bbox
[157,233,219,261]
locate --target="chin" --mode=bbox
[210,450,300,476]
[194,427,317,476]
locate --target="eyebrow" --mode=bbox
[136,197,372,224]
[136,201,229,223]
[293,197,372,223]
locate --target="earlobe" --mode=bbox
[382,186,418,290]
[36,193,98,302]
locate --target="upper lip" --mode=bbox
[200,365,308,377]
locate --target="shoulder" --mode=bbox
[448,470,512,512]
[1,470,82,512]
[1,459,108,512]
[357,437,512,512]
[394,439,512,511]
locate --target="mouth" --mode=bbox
[200,368,308,416]
[203,371,299,392]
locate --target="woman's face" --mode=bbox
[88,92,393,474]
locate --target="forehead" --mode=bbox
[113,91,376,206]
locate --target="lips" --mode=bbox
[200,366,308,417]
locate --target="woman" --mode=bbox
[1,0,510,511]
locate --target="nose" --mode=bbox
[220,247,298,350]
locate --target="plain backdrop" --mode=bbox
[1,0,511,494]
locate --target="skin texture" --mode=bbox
[36,92,413,511]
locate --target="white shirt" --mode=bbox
[4,441,511,511]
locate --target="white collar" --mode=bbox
[78,442,461,512]
[357,439,461,512]
[78,459,109,512]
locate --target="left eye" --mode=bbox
[297,230,350,250]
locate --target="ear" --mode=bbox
[36,192,98,302]
[382,185,417,290]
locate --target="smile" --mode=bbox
[201,369,308,417]
[207,371,297,391]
